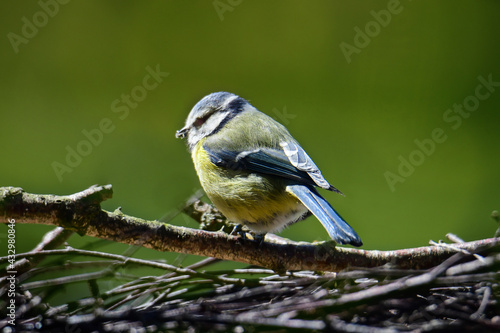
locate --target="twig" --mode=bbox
[0,247,243,285]
[21,269,116,290]
[470,286,491,319]
[2,244,498,332]
[1,185,499,272]
[12,227,74,273]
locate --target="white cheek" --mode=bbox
[187,129,202,150]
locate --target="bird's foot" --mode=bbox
[229,225,266,244]
[229,224,247,239]
[252,233,266,245]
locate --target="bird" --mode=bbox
[176,92,362,246]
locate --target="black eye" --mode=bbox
[194,114,210,127]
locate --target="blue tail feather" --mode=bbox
[287,185,362,247]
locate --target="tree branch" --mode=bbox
[1,185,498,272]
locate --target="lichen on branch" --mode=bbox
[1,185,498,272]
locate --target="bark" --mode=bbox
[1,185,498,272]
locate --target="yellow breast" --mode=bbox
[191,139,305,233]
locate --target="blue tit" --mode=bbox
[176,92,362,246]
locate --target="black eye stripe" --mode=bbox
[226,97,245,111]
[194,113,211,127]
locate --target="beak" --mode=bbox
[176,126,189,139]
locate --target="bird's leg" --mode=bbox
[230,224,247,239]
[253,233,266,245]
[229,224,266,244]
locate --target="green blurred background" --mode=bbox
[1,0,500,260]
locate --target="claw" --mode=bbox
[253,233,266,245]
[230,224,246,239]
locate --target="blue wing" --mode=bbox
[279,141,336,191]
[204,143,361,246]
[204,141,342,194]
[287,185,362,246]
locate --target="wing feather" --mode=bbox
[280,141,341,193]
[204,142,342,194]
[287,185,362,246]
